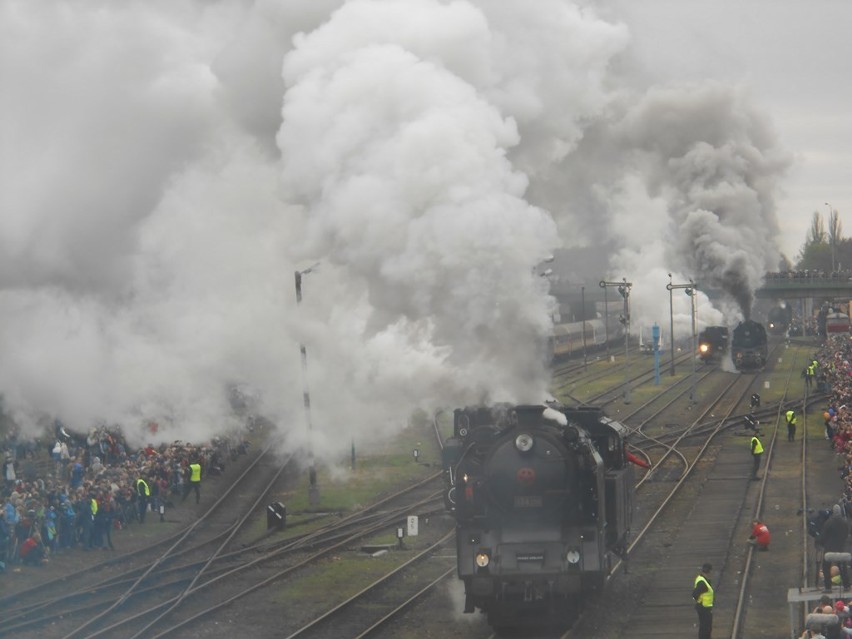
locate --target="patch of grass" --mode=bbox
[273,545,412,605]
[277,418,440,517]
[283,456,435,514]
[759,341,812,404]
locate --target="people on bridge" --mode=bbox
[750,433,765,480]
[692,562,714,639]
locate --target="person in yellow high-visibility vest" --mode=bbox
[786,409,798,442]
[750,434,764,479]
[135,477,150,523]
[692,562,714,639]
[182,460,202,504]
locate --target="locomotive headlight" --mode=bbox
[475,551,491,568]
[699,344,709,353]
[565,549,581,564]
[515,433,534,452]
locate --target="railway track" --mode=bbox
[552,350,694,404]
[6,338,828,639]
[562,338,821,638]
[283,531,456,639]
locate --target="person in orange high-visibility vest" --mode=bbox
[692,563,714,639]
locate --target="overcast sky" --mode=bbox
[605,0,852,262]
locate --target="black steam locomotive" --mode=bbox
[731,319,768,371]
[441,403,634,632]
[767,305,792,335]
[697,326,729,363]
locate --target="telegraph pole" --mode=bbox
[667,278,698,403]
[295,264,321,506]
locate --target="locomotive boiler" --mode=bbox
[441,403,634,632]
[731,319,768,371]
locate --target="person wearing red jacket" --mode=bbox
[19,532,48,565]
[748,520,771,550]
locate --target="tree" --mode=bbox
[797,241,832,272]
[797,211,830,270]
[808,210,826,245]
[836,237,852,273]
[828,207,843,272]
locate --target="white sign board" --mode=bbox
[407,515,419,537]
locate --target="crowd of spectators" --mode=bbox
[767,270,852,282]
[814,335,852,506]
[799,335,852,637]
[1,421,250,574]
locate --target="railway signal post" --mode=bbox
[295,264,321,507]
[600,278,633,404]
[667,278,699,403]
[667,273,675,376]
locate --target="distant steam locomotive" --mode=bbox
[697,326,729,363]
[767,305,792,335]
[441,403,634,632]
[731,320,768,371]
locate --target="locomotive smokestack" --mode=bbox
[513,405,546,430]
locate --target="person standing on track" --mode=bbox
[786,409,799,442]
[692,562,714,639]
[750,392,761,410]
[750,433,765,480]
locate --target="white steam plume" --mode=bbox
[1,0,791,463]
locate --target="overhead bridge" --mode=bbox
[756,274,852,300]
